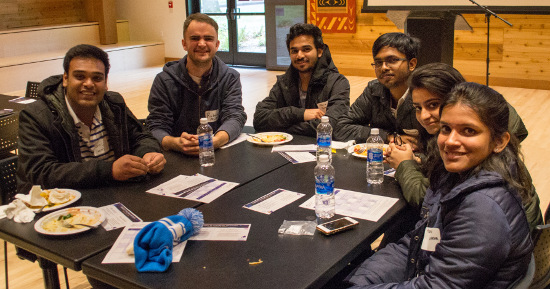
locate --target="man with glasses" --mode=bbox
[253,23,350,136]
[334,32,424,148]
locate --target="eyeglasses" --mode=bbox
[371,58,408,69]
[392,133,403,146]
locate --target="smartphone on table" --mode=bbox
[316,217,358,235]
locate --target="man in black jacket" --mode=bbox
[334,32,424,148]
[253,23,350,137]
[17,44,166,192]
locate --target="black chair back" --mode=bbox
[530,224,550,289]
[0,113,18,157]
[0,154,18,205]
[25,81,40,99]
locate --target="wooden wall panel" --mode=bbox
[0,0,86,30]
[314,0,550,89]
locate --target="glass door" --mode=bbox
[197,0,266,66]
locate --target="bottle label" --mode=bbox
[199,134,213,149]
[315,175,334,195]
[368,148,383,162]
[317,134,331,147]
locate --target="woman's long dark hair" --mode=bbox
[409,63,466,150]
[426,82,533,204]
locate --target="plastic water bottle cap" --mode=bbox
[200,118,208,124]
[321,116,329,123]
[319,155,329,162]
[371,128,379,135]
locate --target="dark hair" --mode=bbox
[184,13,218,37]
[427,82,533,204]
[409,63,465,98]
[63,44,110,75]
[372,32,420,60]
[286,23,324,51]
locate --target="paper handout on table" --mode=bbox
[102,222,186,264]
[189,224,251,241]
[147,174,239,203]
[278,151,316,164]
[220,133,248,149]
[100,202,142,231]
[272,144,316,152]
[299,189,398,222]
[243,188,305,214]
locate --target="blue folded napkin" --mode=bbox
[134,208,204,272]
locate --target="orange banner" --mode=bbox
[309,0,356,33]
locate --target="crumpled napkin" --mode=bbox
[134,208,204,272]
[15,185,47,207]
[1,199,35,223]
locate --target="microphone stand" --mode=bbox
[468,0,512,86]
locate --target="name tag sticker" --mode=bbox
[205,110,219,122]
[317,101,328,113]
[421,227,441,252]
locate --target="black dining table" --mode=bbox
[80,140,406,289]
[0,132,298,289]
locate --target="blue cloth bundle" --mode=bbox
[134,208,204,272]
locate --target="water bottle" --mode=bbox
[366,128,384,184]
[315,154,335,219]
[316,116,332,162]
[197,118,215,167]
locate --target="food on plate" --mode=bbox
[353,144,388,157]
[26,189,75,209]
[42,209,99,233]
[258,134,287,143]
[46,189,72,204]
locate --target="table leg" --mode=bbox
[37,257,60,289]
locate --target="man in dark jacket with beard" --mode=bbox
[147,13,246,156]
[253,23,350,137]
[17,44,166,193]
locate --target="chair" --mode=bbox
[530,224,550,289]
[0,113,18,158]
[25,81,40,99]
[0,155,17,289]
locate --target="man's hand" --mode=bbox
[213,131,229,149]
[304,109,325,121]
[161,133,200,155]
[142,152,166,174]
[112,155,149,181]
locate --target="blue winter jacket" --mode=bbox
[348,170,533,289]
[147,56,246,143]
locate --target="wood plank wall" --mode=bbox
[0,0,86,30]
[316,0,550,89]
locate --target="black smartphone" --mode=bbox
[316,217,358,235]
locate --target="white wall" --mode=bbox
[115,0,187,58]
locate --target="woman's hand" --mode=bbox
[385,143,415,169]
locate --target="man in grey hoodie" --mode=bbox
[147,13,246,156]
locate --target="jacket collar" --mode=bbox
[439,170,506,203]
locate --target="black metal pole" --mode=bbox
[485,13,491,86]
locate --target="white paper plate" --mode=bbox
[247,132,293,146]
[34,206,105,236]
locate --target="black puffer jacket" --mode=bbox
[17,75,161,192]
[253,45,350,137]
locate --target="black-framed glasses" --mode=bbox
[371,58,408,69]
[392,133,403,146]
